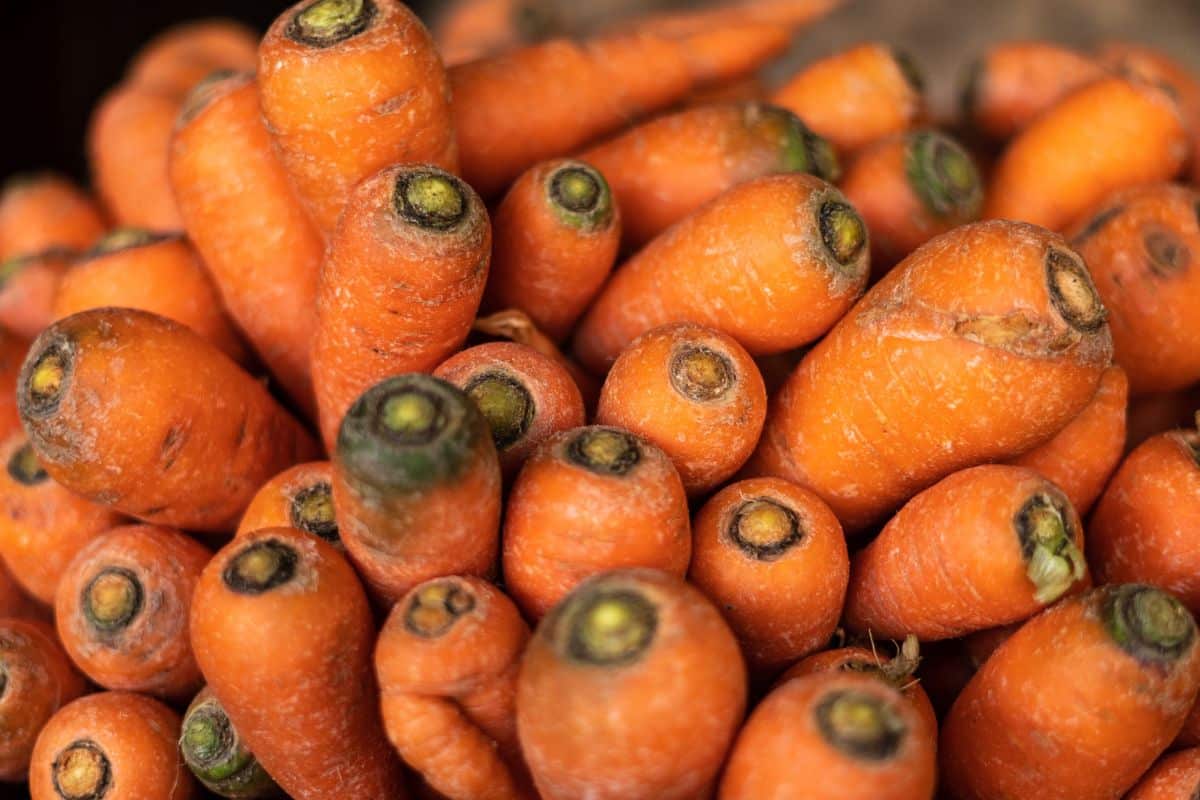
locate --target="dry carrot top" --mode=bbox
[548,579,659,667]
[905,131,983,219]
[288,480,337,544]
[544,164,615,232]
[286,0,378,48]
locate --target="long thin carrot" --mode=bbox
[236,461,338,547]
[1126,748,1200,799]
[0,174,105,261]
[126,19,258,96]
[179,687,282,800]
[0,249,72,340]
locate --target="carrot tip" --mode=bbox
[1105,584,1197,663]
[1046,249,1107,334]
[547,163,614,232]
[1017,493,1085,605]
[670,344,735,403]
[82,567,144,633]
[404,579,477,638]
[906,131,982,218]
[819,200,868,267]
[286,0,376,48]
[289,481,339,544]
[815,689,906,762]
[566,427,641,477]
[222,539,299,596]
[560,586,658,667]
[51,740,112,800]
[464,371,534,450]
[5,442,47,486]
[90,228,171,256]
[181,695,277,794]
[730,497,802,560]
[394,170,468,232]
[21,338,72,420]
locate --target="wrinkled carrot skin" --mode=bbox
[0,250,72,341]
[688,477,847,672]
[472,309,601,410]
[236,461,337,543]
[0,559,43,620]
[518,569,747,800]
[984,76,1188,231]
[752,220,1113,532]
[191,528,406,800]
[941,586,1200,800]
[54,524,209,700]
[0,175,105,261]
[127,19,258,96]
[1126,748,1200,799]
[377,576,534,800]
[29,691,195,800]
[502,426,691,620]
[259,0,457,234]
[719,672,937,800]
[0,619,86,781]
[0,333,23,442]
[574,174,870,373]
[1007,364,1128,514]
[0,434,125,605]
[170,72,323,419]
[53,233,248,364]
[18,309,318,534]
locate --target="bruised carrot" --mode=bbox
[180,687,281,800]
[0,174,104,261]
[941,585,1200,800]
[0,249,72,340]
[376,576,533,799]
[574,173,869,373]
[127,19,258,96]
[170,71,323,418]
[1126,748,1200,799]
[518,569,746,800]
[313,164,489,449]
[688,477,847,672]
[191,528,406,800]
[483,159,619,342]
[53,229,248,364]
[433,342,585,478]
[29,691,194,800]
[17,308,318,533]
[0,434,124,605]
[751,220,1113,532]
[502,426,690,620]
[595,323,767,494]
[333,375,501,604]
[236,462,338,546]
[0,331,24,443]
[259,0,457,234]
[581,101,838,249]
[472,309,601,410]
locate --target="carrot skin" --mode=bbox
[0,249,72,341]
[0,174,105,261]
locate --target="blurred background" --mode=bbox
[2,0,1199,183]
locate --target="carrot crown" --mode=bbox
[81,567,144,634]
[906,131,982,219]
[1045,248,1107,333]
[1016,493,1086,605]
[728,497,803,560]
[566,427,642,477]
[51,739,111,800]
[394,169,470,232]
[1144,228,1190,276]
[6,441,48,486]
[20,334,73,421]
[222,539,299,596]
[289,481,339,544]
[553,581,659,667]
[546,163,614,232]
[818,200,868,269]
[181,695,277,795]
[670,344,735,403]
[750,104,840,183]
[816,689,907,762]
[404,579,477,638]
[178,69,246,127]
[1104,584,1197,664]
[464,371,534,451]
[286,0,377,48]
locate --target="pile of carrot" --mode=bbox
[4,0,1200,797]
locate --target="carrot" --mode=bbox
[236,461,338,547]
[0,249,72,340]
[961,41,1104,142]
[29,691,194,800]
[258,0,457,234]
[482,159,620,342]
[17,308,318,533]
[984,75,1187,231]
[451,24,793,198]
[1126,748,1200,799]
[333,374,501,604]
[180,687,281,800]
[941,584,1200,800]
[581,101,839,249]
[126,19,258,96]
[1006,364,1128,514]
[595,323,767,495]
[502,426,690,620]
[688,477,847,672]
[618,0,843,38]
[472,309,601,410]
[0,174,105,261]
[433,342,585,478]
[0,331,25,443]
[0,619,86,781]
[0,558,43,621]
[53,229,248,364]
[574,173,869,373]
[1128,386,1200,454]
[772,43,925,156]
[170,71,323,419]
[0,434,125,605]
[839,128,983,276]
[313,164,489,449]
[376,575,533,799]
[518,568,746,800]
[54,523,209,700]
[433,0,541,66]
[750,220,1113,532]
[190,527,406,800]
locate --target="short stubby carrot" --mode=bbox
[333,374,501,604]
[433,342,585,478]
[941,585,1200,800]
[473,309,601,410]
[574,173,870,373]
[840,129,983,276]
[1126,748,1200,800]
[1067,183,1200,394]
[17,308,318,533]
[170,71,323,418]
[190,528,406,800]
[1006,364,1128,514]
[518,569,746,800]
[29,691,195,800]
[179,687,281,800]
[483,159,620,342]
[0,619,86,782]
[0,331,26,441]
[688,477,848,673]
[54,524,210,700]
[376,576,533,799]
[0,249,73,340]
[845,465,1088,641]
[126,19,258,96]
[502,426,690,620]
[581,101,839,249]
[258,0,457,234]
[771,42,925,155]
[0,434,125,605]
[984,75,1188,231]
[313,164,490,449]
[0,174,104,261]
[53,229,248,364]
[751,220,1113,532]
[595,323,767,495]
[236,461,338,547]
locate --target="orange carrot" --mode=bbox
[472,309,601,410]
[618,0,843,38]
[0,249,72,340]
[126,19,258,96]
[1126,748,1200,799]
[433,0,540,66]
[236,461,338,547]
[0,331,25,442]
[179,686,281,799]
[0,174,105,261]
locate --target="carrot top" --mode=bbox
[1018,492,1087,604]
[289,481,337,543]
[403,579,478,638]
[1106,584,1196,663]
[546,162,614,231]
[816,688,908,761]
[180,690,278,797]
[729,496,803,559]
[542,578,665,668]
[670,343,736,403]
[463,371,534,450]
[394,170,470,231]
[819,200,868,268]
[565,427,642,477]
[177,68,247,125]
[5,441,47,485]
[906,131,982,218]
[222,539,299,596]
[1046,248,1108,333]
[81,567,143,633]
[21,338,70,419]
[51,740,111,799]
[759,105,840,182]
[287,0,377,47]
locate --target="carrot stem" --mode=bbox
[82,568,143,633]
[669,344,734,402]
[394,171,468,230]
[288,482,338,543]
[818,201,868,267]
[287,0,376,47]
[548,164,613,231]
[6,442,47,485]
[730,498,802,560]
[52,740,111,800]
[565,427,640,476]
[1018,494,1086,604]
[222,540,299,596]
[906,131,982,218]
[463,372,534,450]
[404,580,477,638]
[25,343,69,415]
[1105,584,1196,662]
[562,587,658,666]
[815,689,906,761]
[1045,249,1107,333]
